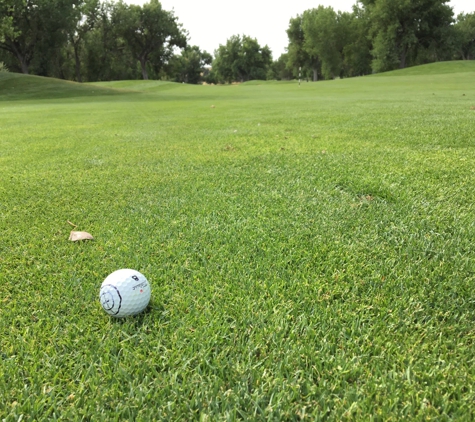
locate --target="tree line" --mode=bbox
[0,0,211,82]
[278,0,475,81]
[0,0,474,84]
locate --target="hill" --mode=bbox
[372,60,475,77]
[0,72,123,101]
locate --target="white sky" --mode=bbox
[126,0,475,59]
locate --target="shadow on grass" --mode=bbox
[108,300,166,327]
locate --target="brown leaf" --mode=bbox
[69,231,94,241]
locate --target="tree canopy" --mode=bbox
[281,0,469,80]
[361,0,454,71]
[302,6,351,80]
[168,45,212,84]
[212,35,272,83]
[112,0,186,80]
[67,0,100,82]
[286,14,320,81]
[0,0,81,74]
[454,12,475,60]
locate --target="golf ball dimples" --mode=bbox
[100,269,151,317]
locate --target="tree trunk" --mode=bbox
[140,57,148,80]
[19,56,29,74]
[73,43,82,83]
[399,49,407,69]
[313,68,318,81]
[12,47,29,74]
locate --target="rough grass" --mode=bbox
[1,62,475,421]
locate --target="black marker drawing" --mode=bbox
[100,284,122,315]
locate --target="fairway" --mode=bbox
[1,61,475,420]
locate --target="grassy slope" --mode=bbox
[0,72,123,100]
[1,62,475,420]
[372,59,475,76]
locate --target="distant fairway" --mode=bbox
[1,61,475,420]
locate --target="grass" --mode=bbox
[1,60,475,420]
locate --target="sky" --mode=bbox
[126,0,475,58]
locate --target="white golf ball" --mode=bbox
[99,269,151,317]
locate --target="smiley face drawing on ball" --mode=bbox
[100,284,122,316]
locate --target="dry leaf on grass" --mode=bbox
[68,221,94,241]
[69,231,94,241]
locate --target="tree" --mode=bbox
[112,0,186,80]
[453,12,475,60]
[241,35,272,81]
[360,0,454,72]
[80,1,137,81]
[301,6,354,79]
[213,34,272,83]
[341,4,372,77]
[0,0,80,74]
[286,14,320,81]
[272,53,294,80]
[168,45,212,84]
[212,34,240,83]
[67,0,99,82]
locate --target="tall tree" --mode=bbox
[360,0,454,72]
[453,12,475,60]
[212,34,241,83]
[241,35,272,81]
[67,0,99,82]
[302,6,353,79]
[213,35,272,83]
[0,0,80,74]
[112,0,186,80]
[81,0,138,82]
[341,4,372,77]
[286,14,320,81]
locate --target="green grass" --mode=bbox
[372,60,475,76]
[1,60,475,420]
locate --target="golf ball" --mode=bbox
[99,269,151,317]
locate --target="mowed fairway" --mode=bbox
[1,62,475,420]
